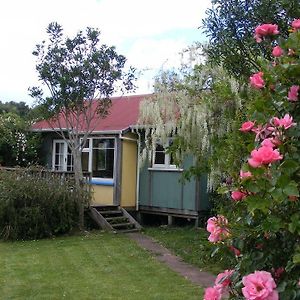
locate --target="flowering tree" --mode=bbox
[0,113,40,167]
[139,46,242,189]
[204,20,300,300]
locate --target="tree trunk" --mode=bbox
[72,145,85,231]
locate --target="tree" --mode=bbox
[202,0,300,80]
[0,101,30,117]
[30,22,135,229]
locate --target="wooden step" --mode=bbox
[111,222,133,228]
[100,210,122,215]
[106,216,128,222]
[87,206,141,233]
[92,205,119,211]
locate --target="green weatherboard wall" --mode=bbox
[139,156,209,213]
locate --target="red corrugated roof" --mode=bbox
[31,94,151,132]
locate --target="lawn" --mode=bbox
[0,232,202,300]
[144,226,228,274]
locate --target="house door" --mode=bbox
[52,140,73,171]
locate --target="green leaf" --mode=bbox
[277,281,287,293]
[217,185,229,194]
[288,214,300,234]
[245,195,270,214]
[276,175,290,188]
[281,160,299,175]
[270,188,285,202]
[251,251,264,261]
[293,253,300,264]
[261,216,282,232]
[245,181,260,193]
[283,181,299,197]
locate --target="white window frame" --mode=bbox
[152,138,178,169]
[81,137,116,182]
[52,140,73,172]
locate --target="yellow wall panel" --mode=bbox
[121,137,137,208]
[91,185,114,205]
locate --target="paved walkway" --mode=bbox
[127,232,215,288]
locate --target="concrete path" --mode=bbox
[127,232,215,288]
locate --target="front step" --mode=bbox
[88,205,142,233]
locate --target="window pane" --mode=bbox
[81,139,90,149]
[82,152,89,172]
[93,139,114,149]
[91,138,115,179]
[66,147,73,171]
[156,144,164,152]
[154,143,165,165]
[154,151,165,164]
[67,154,73,171]
[55,154,64,170]
[93,149,106,170]
[92,148,114,178]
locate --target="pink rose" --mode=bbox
[207,215,230,243]
[288,85,299,102]
[240,170,252,179]
[250,72,265,89]
[292,19,300,30]
[204,286,222,300]
[242,271,278,300]
[248,145,283,168]
[240,121,255,132]
[272,46,283,57]
[261,138,276,148]
[231,191,247,201]
[273,114,296,129]
[215,270,234,290]
[254,24,279,43]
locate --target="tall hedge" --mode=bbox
[0,168,90,240]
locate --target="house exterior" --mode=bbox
[32,94,209,223]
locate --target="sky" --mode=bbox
[0,0,211,106]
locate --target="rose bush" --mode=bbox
[204,20,300,299]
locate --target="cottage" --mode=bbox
[32,94,209,227]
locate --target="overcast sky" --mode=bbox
[0,0,211,105]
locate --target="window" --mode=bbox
[92,139,115,178]
[152,139,176,169]
[52,138,115,181]
[81,137,115,180]
[53,140,73,171]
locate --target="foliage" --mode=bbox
[0,168,89,240]
[0,100,30,117]
[0,233,202,299]
[204,21,300,299]
[0,112,40,167]
[30,22,136,228]
[202,0,300,80]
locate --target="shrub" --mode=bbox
[204,20,300,299]
[0,168,89,240]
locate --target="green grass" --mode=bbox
[144,226,227,274]
[0,232,202,299]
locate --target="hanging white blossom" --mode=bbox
[138,45,242,190]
